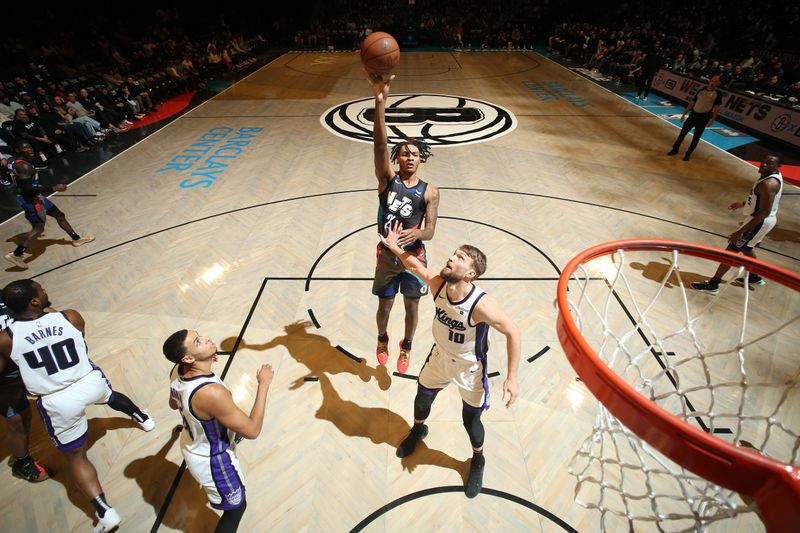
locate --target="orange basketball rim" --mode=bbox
[556,239,800,532]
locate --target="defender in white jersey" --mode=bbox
[379,222,521,499]
[164,329,274,533]
[0,279,154,533]
[692,154,784,294]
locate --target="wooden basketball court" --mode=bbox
[1,50,797,532]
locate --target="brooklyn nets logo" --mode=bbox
[321,94,517,147]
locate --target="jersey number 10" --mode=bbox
[448,330,465,344]
[22,338,80,375]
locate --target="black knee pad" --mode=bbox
[462,403,485,449]
[413,385,438,421]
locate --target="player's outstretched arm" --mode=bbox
[379,221,441,287]
[196,364,274,439]
[369,72,396,188]
[472,295,521,407]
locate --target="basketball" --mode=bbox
[360,32,400,75]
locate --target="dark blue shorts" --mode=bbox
[1,380,29,418]
[371,244,428,298]
[17,196,56,224]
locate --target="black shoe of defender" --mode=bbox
[465,458,485,498]
[691,280,720,294]
[396,424,428,458]
[11,457,49,483]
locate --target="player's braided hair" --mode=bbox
[390,139,433,164]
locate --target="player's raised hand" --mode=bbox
[367,71,395,103]
[378,220,403,250]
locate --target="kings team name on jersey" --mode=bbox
[435,308,466,331]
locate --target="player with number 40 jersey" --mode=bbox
[8,311,92,396]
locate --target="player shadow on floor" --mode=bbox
[766,226,800,244]
[3,412,141,522]
[231,321,467,481]
[630,259,707,288]
[315,373,469,481]
[3,233,79,270]
[219,320,392,391]
[124,426,220,532]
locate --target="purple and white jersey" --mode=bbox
[431,282,489,363]
[7,312,93,396]
[742,172,782,222]
[170,370,235,457]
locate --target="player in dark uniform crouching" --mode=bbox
[0,296,49,483]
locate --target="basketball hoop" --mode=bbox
[556,239,800,532]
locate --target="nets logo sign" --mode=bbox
[321,94,517,146]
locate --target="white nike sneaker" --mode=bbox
[92,507,121,532]
[133,410,155,432]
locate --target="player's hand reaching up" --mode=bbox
[367,71,395,104]
[379,220,403,251]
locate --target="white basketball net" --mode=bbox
[564,247,800,532]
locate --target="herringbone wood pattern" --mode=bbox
[0,51,796,532]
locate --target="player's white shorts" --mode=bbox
[419,344,488,408]
[732,215,776,251]
[35,368,113,451]
[183,447,246,510]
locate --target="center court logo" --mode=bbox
[321,94,517,146]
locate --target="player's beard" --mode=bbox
[439,267,462,284]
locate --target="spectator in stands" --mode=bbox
[0,93,24,118]
[696,58,712,78]
[181,55,201,89]
[103,69,125,88]
[118,85,147,120]
[10,109,55,165]
[32,86,53,109]
[94,85,133,126]
[166,59,190,93]
[78,89,127,132]
[207,41,223,74]
[66,93,110,130]
[125,77,155,114]
[757,75,786,98]
[54,95,105,142]
[36,101,91,152]
[687,51,703,74]
[221,46,233,71]
[739,51,756,70]
[670,52,686,73]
